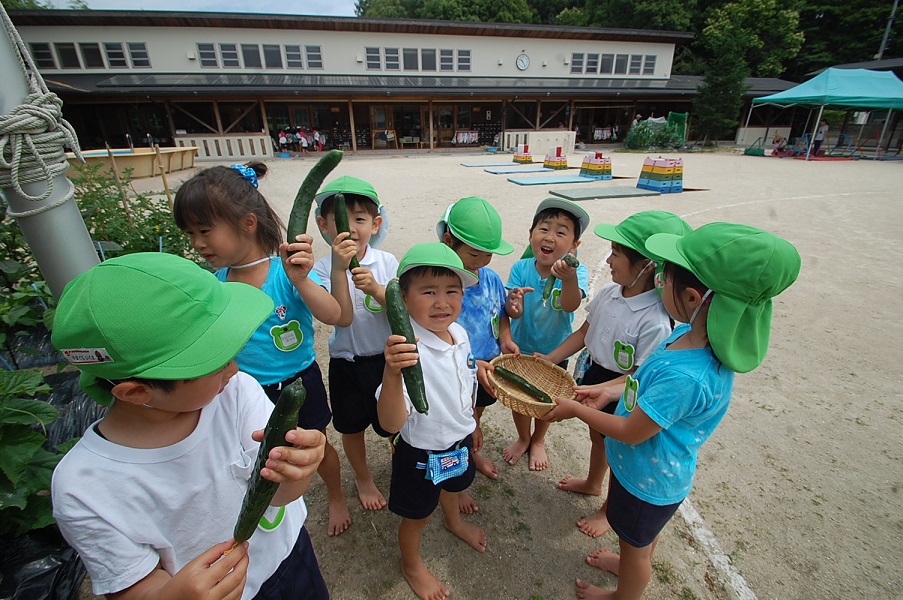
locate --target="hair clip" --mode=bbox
[230,164,258,188]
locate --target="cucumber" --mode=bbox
[385,279,429,415]
[286,149,343,244]
[332,192,361,270]
[233,378,307,544]
[493,366,553,403]
[542,253,580,307]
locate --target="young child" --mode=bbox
[542,223,801,599]
[313,175,397,512]
[504,197,590,471]
[50,252,328,600]
[377,243,486,600]
[173,162,352,537]
[437,196,515,513]
[541,211,692,539]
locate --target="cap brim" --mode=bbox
[707,294,772,373]
[398,263,479,288]
[314,204,389,249]
[536,198,590,236]
[593,223,634,249]
[644,233,693,271]
[437,217,514,255]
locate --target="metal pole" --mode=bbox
[0,6,98,298]
[875,108,893,158]
[806,106,824,161]
[877,0,899,60]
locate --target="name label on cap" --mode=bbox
[62,348,114,364]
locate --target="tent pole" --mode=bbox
[875,109,892,159]
[807,105,824,161]
[743,103,755,145]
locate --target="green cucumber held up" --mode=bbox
[542,253,580,307]
[286,149,343,245]
[332,192,361,270]
[385,279,429,415]
[493,366,553,403]
[233,378,307,544]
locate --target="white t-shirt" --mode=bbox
[313,245,398,360]
[376,320,477,450]
[51,372,306,599]
[585,282,672,373]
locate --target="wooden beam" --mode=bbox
[170,102,218,134]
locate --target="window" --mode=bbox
[220,44,239,67]
[104,42,127,68]
[570,52,583,74]
[54,43,80,69]
[402,48,418,71]
[614,54,629,75]
[79,43,104,68]
[242,44,262,68]
[305,46,322,69]
[457,49,471,72]
[629,55,642,75]
[384,48,399,70]
[197,43,218,67]
[365,47,381,70]
[421,49,436,71]
[29,43,56,69]
[643,55,656,75]
[127,42,150,68]
[263,44,283,69]
[600,54,614,75]
[585,53,599,74]
[285,45,303,69]
[439,49,454,71]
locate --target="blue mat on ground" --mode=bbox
[549,186,661,200]
[507,174,595,186]
[484,165,554,174]
[461,161,523,167]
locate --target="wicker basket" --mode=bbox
[487,354,576,419]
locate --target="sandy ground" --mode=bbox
[87,146,903,600]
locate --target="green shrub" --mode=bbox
[624,122,683,150]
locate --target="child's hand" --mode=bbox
[541,396,580,422]
[253,427,326,484]
[351,266,379,296]
[162,540,249,600]
[332,231,358,270]
[574,384,619,410]
[506,286,534,318]
[551,253,578,281]
[384,334,419,375]
[281,234,315,282]
[500,338,520,356]
[532,351,551,363]
[475,360,496,398]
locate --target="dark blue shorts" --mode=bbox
[253,526,328,600]
[475,382,496,408]
[606,472,682,548]
[388,434,475,520]
[262,361,331,431]
[582,362,622,439]
[328,354,391,437]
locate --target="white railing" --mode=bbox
[175,134,272,161]
[502,130,576,154]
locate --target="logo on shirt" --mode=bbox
[550,288,563,311]
[491,310,500,339]
[623,374,639,411]
[364,294,384,313]
[613,340,636,370]
[275,304,287,321]
[270,320,303,352]
[466,352,476,369]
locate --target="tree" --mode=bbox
[579,0,697,32]
[692,26,751,141]
[357,0,536,23]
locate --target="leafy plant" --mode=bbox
[624,121,683,150]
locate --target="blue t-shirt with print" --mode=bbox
[215,258,321,385]
[457,266,507,361]
[605,324,735,505]
[506,257,588,355]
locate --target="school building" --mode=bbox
[10,9,792,161]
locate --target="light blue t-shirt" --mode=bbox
[606,324,735,505]
[457,266,507,361]
[506,258,589,355]
[215,258,322,385]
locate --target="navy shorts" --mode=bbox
[388,434,475,520]
[253,526,329,600]
[582,362,622,439]
[328,355,392,437]
[262,361,331,431]
[475,382,496,408]
[606,472,682,548]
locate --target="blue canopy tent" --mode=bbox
[749,68,903,159]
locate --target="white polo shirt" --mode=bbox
[585,282,672,373]
[313,245,398,360]
[376,320,477,451]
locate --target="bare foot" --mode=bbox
[444,518,487,552]
[402,560,451,600]
[473,452,499,480]
[575,578,614,599]
[354,477,387,511]
[528,441,549,471]
[577,510,612,538]
[327,495,352,536]
[557,475,602,495]
[586,548,620,575]
[503,439,529,465]
[457,491,479,515]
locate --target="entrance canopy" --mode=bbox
[751,67,903,110]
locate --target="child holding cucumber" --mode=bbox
[542,223,800,600]
[173,162,353,538]
[50,253,328,600]
[312,176,398,513]
[503,197,590,471]
[539,211,691,539]
[377,243,486,600]
[437,196,515,512]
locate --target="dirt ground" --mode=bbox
[85,146,902,600]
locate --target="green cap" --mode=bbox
[52,253,273,405]
[645,223,801,373]
[436,196,514,255]
[535,197,591,237]
[314,175,389,248]
[397,242,479,288]
[594,211,692,258]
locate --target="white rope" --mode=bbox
[0,6,83,212]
